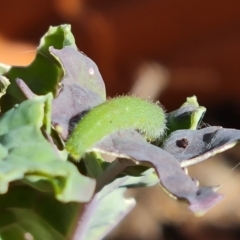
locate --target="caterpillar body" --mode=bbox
[66,96,166,160]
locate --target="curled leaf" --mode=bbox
[92,130,223,215]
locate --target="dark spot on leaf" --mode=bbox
[176,138,189,148]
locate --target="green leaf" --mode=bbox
[0,94,51,135]
[0,64,10,75]
[83,152,109,179]
[0,95,95,203]
[39,25,76,56]
[1,24,76,112]
[0,76,10,99]
[0,186,80,240]
[166,96,206,133]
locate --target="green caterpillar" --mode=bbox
[66,96,166,160]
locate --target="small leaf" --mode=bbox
[83,152,109,179]
[166,96,206,133]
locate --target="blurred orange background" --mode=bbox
[1,1,240,239]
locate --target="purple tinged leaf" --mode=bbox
[72,176,136,240]
[163,127,239,167]
[92,130,223,215]
[49,46,106,139]
[50,47,106,99]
